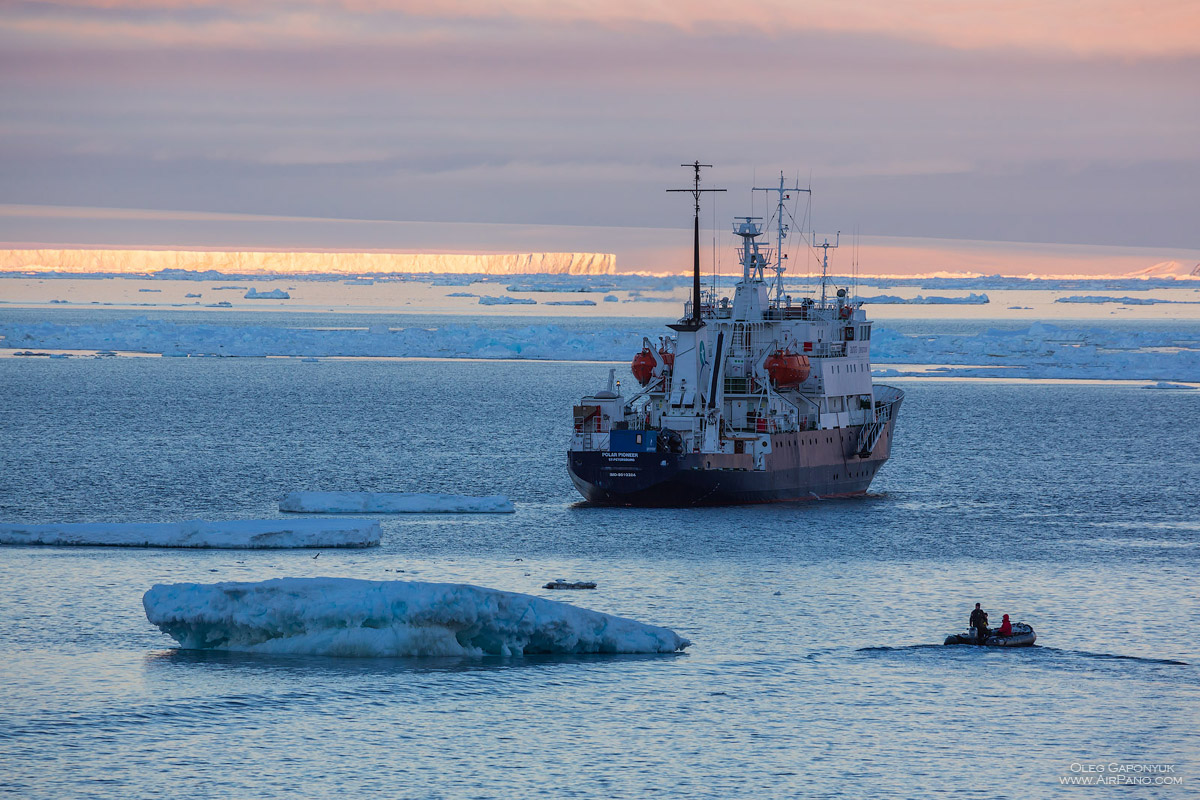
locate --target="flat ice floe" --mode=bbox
[860,293,989,304]
[280,491,515,514]
[478,295,536,305]
[143,577,690,656]
[0,519,381,549]
[3,317,1198,380]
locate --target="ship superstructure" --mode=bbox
[567,163,903,505]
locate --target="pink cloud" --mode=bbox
[9,1,1200,56]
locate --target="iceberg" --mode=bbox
[1143,382,1196,390]
[279,492,515,514]
[859,293,989,304]
[544,300,597,306]
[478,295,537,305]
[244,288,290,299]
[0,519,381,549]
[142,577,690,656]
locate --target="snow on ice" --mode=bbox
[0,519,381,549]
[280,492,515,514]
[142,577,690,656]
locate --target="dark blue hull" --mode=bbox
[567,420,897,507]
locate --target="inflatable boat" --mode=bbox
[944,623,1036,647]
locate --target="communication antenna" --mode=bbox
[668,162,725,330]
[753,171,810,308]
[812,230,840,308]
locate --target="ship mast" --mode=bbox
[668,162,725,330]
[753,172,809,307]
[813,231,840,308]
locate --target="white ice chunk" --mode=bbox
[1143,381,1196,390]
[244,288,290,299]
[478,295,537,305]
[0,519,380,549]
[280,491,515,514]
[143,577,690,656]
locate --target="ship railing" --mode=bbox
[576,431,610,451]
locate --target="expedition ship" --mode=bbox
[567,163,903,505]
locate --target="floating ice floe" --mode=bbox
[478,295,537,305]
[0,519,381,549]
[143,577,689,656]
[859,293,989,304]
[280,491,515,514]
[544,300,597,306]
[1143,382,1196,390]
[505,282,612,293]
[244,288,290,299]
[4,318,1199,380]
[1054,295,1196,305]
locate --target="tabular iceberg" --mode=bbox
[143,578,690,656]
[280,492,515,514]
[244,288,291,300]
[0,519,381,549]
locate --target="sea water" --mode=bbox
[0,349,1197,798]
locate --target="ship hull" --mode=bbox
[568,417,898,507]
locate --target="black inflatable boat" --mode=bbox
[944,623,1036,647]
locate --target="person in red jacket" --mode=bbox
[997,614,1013,637]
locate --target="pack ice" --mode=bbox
[280,492,515,514]
[143,578,690,656]
[0,519,381,549]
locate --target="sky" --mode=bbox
[2,1,1198,273]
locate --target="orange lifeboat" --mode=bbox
[658,347,675,369]
[631,348,657,386]
[764,349,811,388]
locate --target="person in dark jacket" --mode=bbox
[970,603,989,645]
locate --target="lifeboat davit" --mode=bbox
[631,348,657,385]
[764,350,811,388]
[658,347,675,369]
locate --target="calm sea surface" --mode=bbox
[1,341,1197,798]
